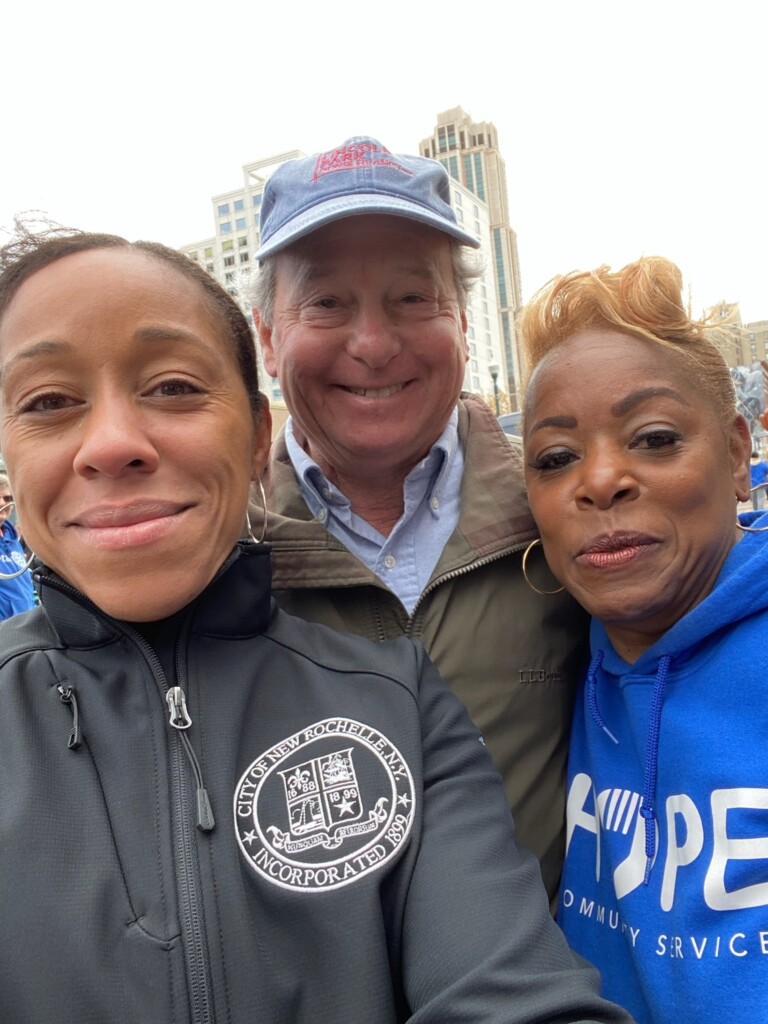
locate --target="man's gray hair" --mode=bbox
[251,241,485,327]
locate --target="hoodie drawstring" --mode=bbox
[639,653,671,884]
[586,651,618,744]
[587,649,672,885]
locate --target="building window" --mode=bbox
[456,209,464,222]
[473,155,486,201]
[204,246,213,258]
[472,375,480,391]
[470,343,477,356]
[234,198,244,211]
[217,203,230,216]
[235,217,246,230]
[239,236,248,247]
[222,240,234,252]
[240,252,249,263]
[205,263,214,273]
[471,359,478,372]
[253,194,262,206]
[220,221,232,234]
[225,272,235,282]
[224,255,235,267]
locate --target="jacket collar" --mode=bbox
[34,542,276,649]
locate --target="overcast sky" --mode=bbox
[2,1,765,321]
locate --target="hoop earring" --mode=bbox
[0,502,36,580]
[521,538,564,596]
[737,520,768,533]
[245,478,268,545]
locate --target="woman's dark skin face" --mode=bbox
[0,248,271,622]
[524,329,751,663]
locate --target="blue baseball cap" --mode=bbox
[255,136,481,259]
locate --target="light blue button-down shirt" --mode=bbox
[285,411,464,615]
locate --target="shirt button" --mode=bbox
[317,509,328,523]
[431,496,440,510]
[322,487,332,499]
[384,554,396,569]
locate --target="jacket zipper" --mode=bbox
[369,543,528,642]
[163,626,216,1024]
[36,573,216,1024]
[57,685,82,749]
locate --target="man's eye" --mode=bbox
[316,298,339,309]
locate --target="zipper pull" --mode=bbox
[166,686,192,730]
[58,685,82,749]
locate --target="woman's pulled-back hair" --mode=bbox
[0,218,264,417]
[521,255,737,427]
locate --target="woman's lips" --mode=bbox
[70,502,191,550]
[576,532,658,569]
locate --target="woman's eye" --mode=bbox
[531,449,575,471]
[151,379,201,398]
[19,392,76,413]
[634,429,681,450]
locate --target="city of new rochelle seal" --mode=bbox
[234,717,416,892]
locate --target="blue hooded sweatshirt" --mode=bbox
[558,510,768,1024]
[0,520,36,620]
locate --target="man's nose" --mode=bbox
[345,305,402,369]
[72,400,160,478]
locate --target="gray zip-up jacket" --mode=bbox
[261,394,590,904]
[0,544,632,1023]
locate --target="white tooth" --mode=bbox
[348,384,404,398]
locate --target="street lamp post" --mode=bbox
[488,362,501,417]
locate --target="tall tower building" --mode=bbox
[420,108,524,407]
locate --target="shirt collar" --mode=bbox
[285,410,460,519]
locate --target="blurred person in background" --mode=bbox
[0,470,37,619]
[252,137,589,906]
[749,449,768,508]
[520,255,765,1024]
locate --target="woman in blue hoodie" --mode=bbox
[0,472,36,619]
[519,256,764,1024]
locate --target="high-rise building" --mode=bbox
[420,107,524,408]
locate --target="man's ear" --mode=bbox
[730,414,753,501]
[252,403,273,480]
[254,309,278,378]
[460,309,469,360]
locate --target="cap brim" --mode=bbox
[256,192,481,259]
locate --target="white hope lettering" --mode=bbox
[567,776,768,911]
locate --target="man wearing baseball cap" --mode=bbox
[252,137,588,907]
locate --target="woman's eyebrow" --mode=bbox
[528,414,578,434]
[0,339,70,382]
[611,386,691,417]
